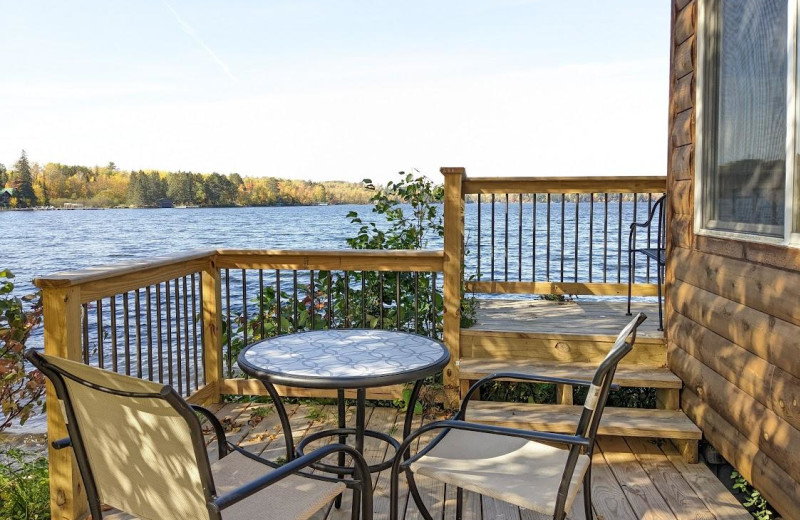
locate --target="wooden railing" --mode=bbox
[457,175,667,297]
[34,168,666,519]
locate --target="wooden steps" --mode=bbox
[465,402,702,441]
[458,359,682,388]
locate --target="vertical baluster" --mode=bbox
[344,271,350,328]
[589,194,594,282]
[146,286,153,380]
[241,270,248,348]
[396,272,401,330]
[618,195,623,283]
[191,274,199,389]
[309,270,315,330]
[165,282,173,385]
[183,276,191,394]
[546,194,551,281]
[134,289,142,379]
[574,195,579,282]
[532,195,537,281]
[361,271,366,327]
[560,194,566,283]
[477,194,482,280]
[224,269,231,377]
[259,269,265,339]
[276,269,282,335]
[123,293,131,376]
[490,194,496,281]
[82,303,89,364]
[504,193,509,282]
[632,193,639,286]
[414,272,419,333]
[293,270,299,331]
[174,278,183,395]
[95,300,104,369]
[430,272,437,339]
[327,271,333,329]
[603,194,609,283]
[518,197,523,281]
[647,193,654,282]
[110,296,118,373]
[156,283,163,383]
[379,272,384,328]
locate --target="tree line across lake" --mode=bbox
[0,150,374,208]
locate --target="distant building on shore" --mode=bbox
[1,188,14,208]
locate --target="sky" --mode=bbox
[0,1,671,184]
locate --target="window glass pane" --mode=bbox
[705,0,787,236]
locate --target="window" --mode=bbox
[696,0,799,243]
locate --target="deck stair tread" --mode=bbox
[458,358,682,388]
[471,298,664,340]
[466,401,702,440]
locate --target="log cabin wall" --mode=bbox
[666,1,800,517]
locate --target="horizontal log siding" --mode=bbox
[666,1,800,517]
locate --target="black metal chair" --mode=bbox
[390,313,647,520]
[627,195,666,330]
[27,351,373,520]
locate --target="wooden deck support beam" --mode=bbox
[42,287,88,520]
[442,167,465,407]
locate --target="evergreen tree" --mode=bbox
[0,163,6,188]
[13,150,37,207]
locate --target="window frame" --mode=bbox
[694,0,800,246]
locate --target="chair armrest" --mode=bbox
[459,373,619,419]
[191,405,230,459]
[395,419,591,470]
[209,443,372,514]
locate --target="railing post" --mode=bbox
[202,255,224,404]
[441,167,465,407]
[42,286,88,520]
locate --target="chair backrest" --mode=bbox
[652,195,667,252]
[574,312,647,444]
[28,352,217,520]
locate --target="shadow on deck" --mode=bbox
[201,402,749,520]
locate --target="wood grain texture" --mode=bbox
[458,359,682,388]
[672,246,800,327]
[441,167,465,406]
[674,1,695,45]
[461,176,666,195]
[671,110,693,147]
[466,281,658,296]
[673,37,695,80]
[673,73,694,113]
[669,180,692,216]
[694,235,745,260]
[43,287,88,520]
[215,249,444,272]
[670,280,800,380]
[201,263,223,404]
[682,389,800,520]
[671,347,800,484]
[466,402,701,440]
[670,145,693,181]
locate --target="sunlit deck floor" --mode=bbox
[472,298,664,339]
[204,402,749,520]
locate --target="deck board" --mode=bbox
[214,403,747,520]
[472,298,663,339]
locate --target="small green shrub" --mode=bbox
[0,449,50,520]
[731,471,776,520]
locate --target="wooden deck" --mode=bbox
[471,298,664,339]
[205,402,750,520]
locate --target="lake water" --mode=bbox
[1,201,658,434]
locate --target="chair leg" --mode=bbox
[456,487,463,520]
[657,261,664,331]
[584,466,593,519]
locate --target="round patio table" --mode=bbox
[237,329,450,475]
